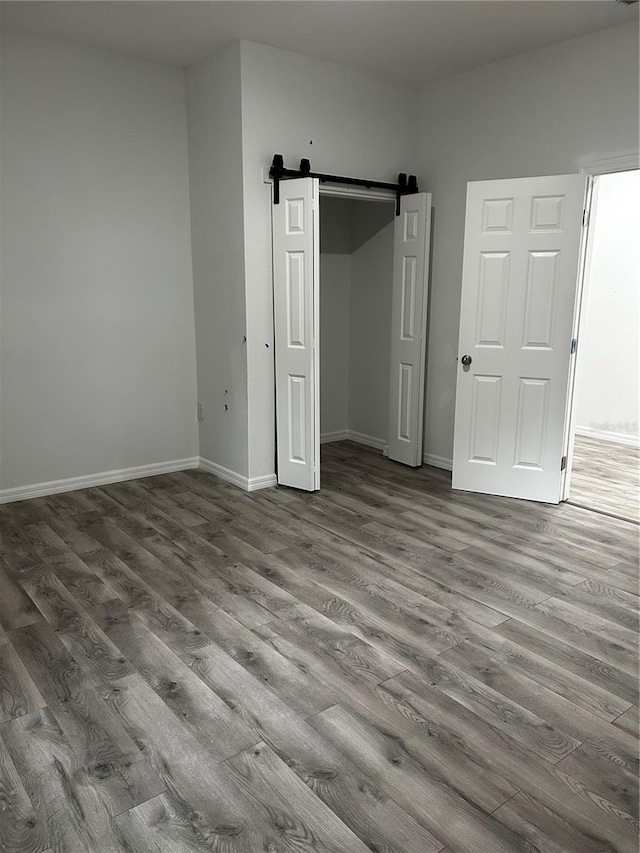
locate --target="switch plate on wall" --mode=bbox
[197,402,205,421]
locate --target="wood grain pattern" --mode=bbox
[439,641,638,776]
[613,704,639,738]
[0,440,637,852]
[103,674,370,852]
[0,731,46,853]
[379,669,639,851]
[115,791,218,852]
[9,623,164,817]
[148,616,446,853]
[0,559,42,632]
[310,702,528,853]
[1,709,129,852]
[556,742,638,818]
[92,598,260,761]
[569,434,639,524]
[0,643,46,723]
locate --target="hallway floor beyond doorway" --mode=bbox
[569,434,640,523]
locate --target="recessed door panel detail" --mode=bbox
[522,251,559,350]
[286,252,305,348]
[400,257,417,340]
[389,193,431,468]
[397,363,413,442]
[469,375,502,464]
[530,195,564,232]
[285,197,305,235]
[476,252,510,348]
[274,178,319,491]
[404,211,419,242]
[514,378,550,470]
[288,375,306,463]
[481,198,514,234]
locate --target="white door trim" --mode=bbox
[559,175,594,500]
[318,185,396,204]
[579,152,639,176]
[263,168,397,205]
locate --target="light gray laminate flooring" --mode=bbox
[569,434,640,523]
[0,441,638,852]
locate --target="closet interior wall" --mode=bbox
[319,196,395,448]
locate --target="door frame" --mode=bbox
[264,168,398,206]
[560,152,640,501]
[318,184,397,205]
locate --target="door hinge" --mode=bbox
[561,455,567,471]
[571,338,578,354]
[582,209,590,227]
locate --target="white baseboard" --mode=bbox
[198,457,277,492]
[245,472,278,491]
[321,429,387,452]
[321,430,452,470]
[0,457,200,505]
[320,430,349,444]
[348,430,387,452]
[422,452,453,471]
[575,426,640,448]
[0,442,453,505]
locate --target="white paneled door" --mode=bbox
[273,178,320,491]
[388,193,432,466]
[453,174,588,503]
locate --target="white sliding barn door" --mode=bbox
[273,178,320,491]
[452,174,588,503]
[388,193,432,466]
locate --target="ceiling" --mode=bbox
[1,1,637,84]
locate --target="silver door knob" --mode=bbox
[461,355,472,366]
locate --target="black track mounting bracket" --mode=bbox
[268,154,419,215]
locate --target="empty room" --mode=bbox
[0,2,638,852]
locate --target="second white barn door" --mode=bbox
[388,193,432,466]
[452,174,588,503]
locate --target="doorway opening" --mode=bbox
[565,168,640,523]
[319,194,395,454]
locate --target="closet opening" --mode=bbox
[272,177,432,491]
[320,193,396,456]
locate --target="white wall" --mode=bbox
[239,40,417,480]
[573,170,640,439]
[0,32,198,491]
[349,203,394,443]
[186,42,249,477]
[319,254,351,437]
[417,22,640,464]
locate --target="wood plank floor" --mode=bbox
[569,434,640,524]
[0,441,638,853]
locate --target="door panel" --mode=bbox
[273,178,319,490]
[453,174,587,503]
[388,193,432,466]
